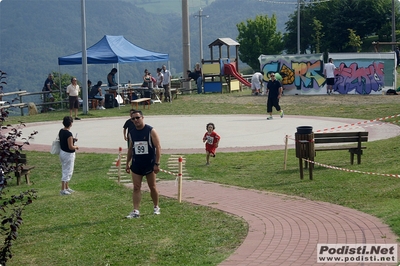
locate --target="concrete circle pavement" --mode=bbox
[21,114,400,154]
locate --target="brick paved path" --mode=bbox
[140,180,399,266]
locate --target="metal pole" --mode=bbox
[392,0,396,51]
[199,8,203,63]
[182,0,191,89]
[195,8,209,64]
[297,0,300,54]
[81,0,88,114]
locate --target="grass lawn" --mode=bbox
[2,89,400,265]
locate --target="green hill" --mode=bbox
[0,0,294,94]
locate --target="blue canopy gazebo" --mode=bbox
[58,35,169,65]
[58,35,169,108]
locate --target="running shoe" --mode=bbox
[66,188,75,193]
[60,190,71,196]
[154,206,161,215]
[126,210,140,219]
[280,110,284,118]
[267,116,273,120]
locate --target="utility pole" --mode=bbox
[81,0,88,114]
[194,8,209,64]
[392,0,396,51]
[182,0,191,89]
[297,0,300,54]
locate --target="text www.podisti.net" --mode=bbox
[317,244,398,263]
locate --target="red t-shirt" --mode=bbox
[203,131,220,154]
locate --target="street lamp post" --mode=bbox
[195,8,209,64]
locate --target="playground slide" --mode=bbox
[223,64,251,87]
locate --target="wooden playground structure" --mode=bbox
[201,38,251,93]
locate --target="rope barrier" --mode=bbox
[302,158,400,178]
[314,114,400,133]
[159,168,179,177]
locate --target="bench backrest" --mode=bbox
[314,132,368,144]
[17,154,27,165]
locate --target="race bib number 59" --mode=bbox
[134,141,149,154]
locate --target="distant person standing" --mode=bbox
[161,64,171,102]
[266,73,283,120]
[396,47,400,69]
[107,68,118,88]
[324,58,336,95]
[59,116,79,195]
[66,77,81,120]
[42,73,59,111]
[194,63,203,94]
[155,67,164,100]
[142,69,150,88]
[251,71,264,96]
[125,110,161,219]
[107,68,118,97]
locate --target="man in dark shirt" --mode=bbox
[125,110,161,219]
[266,73,284,120]
[89,80,105,109]
[186,70,199,83]
[42,73,59,112]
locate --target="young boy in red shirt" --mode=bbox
[202,122,220,165]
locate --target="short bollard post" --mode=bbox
[117,147,122,184]
[284,134,289,170]
[178,156,183,203]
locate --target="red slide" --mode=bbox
[223,63,251,87]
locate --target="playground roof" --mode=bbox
[208,38,240,47]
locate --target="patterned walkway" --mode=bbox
[136,180,399,266]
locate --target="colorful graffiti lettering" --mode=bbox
[258,54,390,95]
[260,55,325,92]
[334,62,384,94]
[292,61,325,90]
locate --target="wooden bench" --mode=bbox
[314,131,369,165]
[131,98,151,109]
[15,154,35,185]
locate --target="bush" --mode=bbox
[0,70,37,265]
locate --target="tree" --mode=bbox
[310,18,324,54]
[284,0,400,53]
[236,14,284,70]
[347,29,363,52]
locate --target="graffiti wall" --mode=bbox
[258,53,395,95]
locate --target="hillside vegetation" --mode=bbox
[0,0,294,94]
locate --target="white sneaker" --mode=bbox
[126,210,140,219]
[100,106,106,110]
[60,190,71,195]
[267,116,273,120]
[154,206,161,215]
[66,188,75,193]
